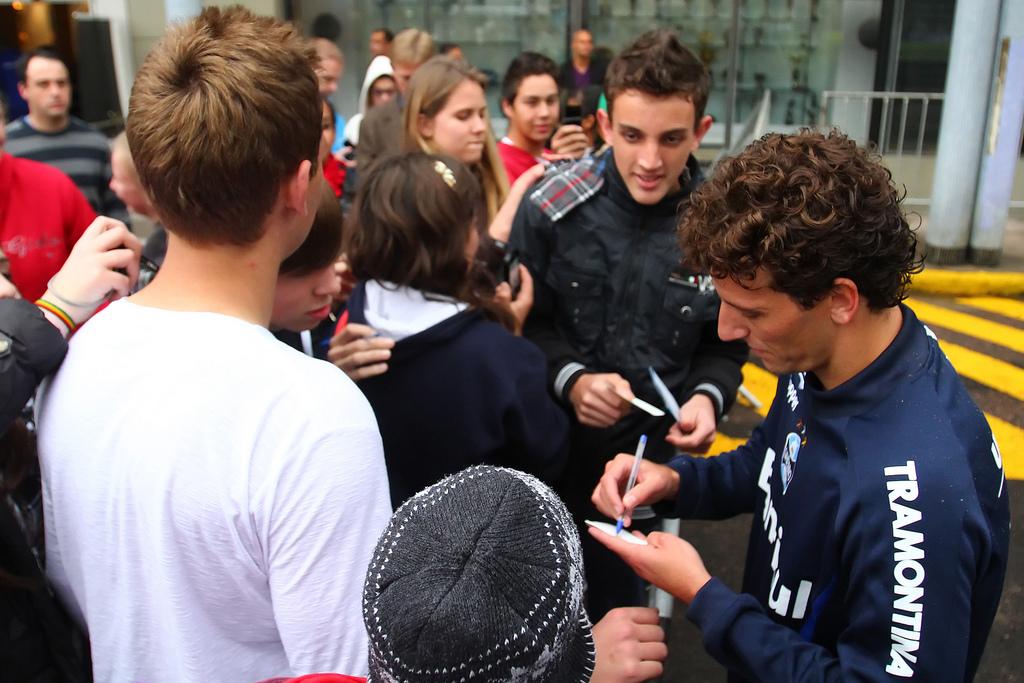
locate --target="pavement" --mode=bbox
[655,219,1024,680]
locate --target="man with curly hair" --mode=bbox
[590,129,1010,681]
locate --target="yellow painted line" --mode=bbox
[955,296,1024,323]
[912,269,1024,297]
[740,362,777,417]
[706,433,748,457]
[908,298,1024,354]
[990,414,1024,481]
[938,340,1024,403]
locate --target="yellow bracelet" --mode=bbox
[36,298,77,333]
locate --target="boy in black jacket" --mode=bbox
[591,130,1010,681]
[509,29,748,617]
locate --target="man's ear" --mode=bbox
[16,82,27,101]
[500,98,514,121]
[692,115,713,147]
[597,109,613,144]
[829,277,860,325]
[417,113,434,140]
[282,159,314,215]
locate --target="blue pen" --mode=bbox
[616,434,648,534]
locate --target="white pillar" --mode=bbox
[970,1,1024,265]
[925,0,1003,265]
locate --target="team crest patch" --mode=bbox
[780,432,801,494]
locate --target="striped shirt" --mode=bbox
[4,116,127,222]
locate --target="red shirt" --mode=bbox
[0,153,95,301]
[497,140,547,184]
[323,155,346,198]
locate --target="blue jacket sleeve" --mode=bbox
[657,421,767,520]
[684,415,1003,681]
[657,380,786,520]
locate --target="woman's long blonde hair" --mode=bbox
[403,56,509,222]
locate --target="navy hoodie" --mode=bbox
[663,305,1009,681]
[347,283,570,508]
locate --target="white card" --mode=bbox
[612,388,666,417]
[584,520,649,545]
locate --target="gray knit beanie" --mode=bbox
[363,466,596,683]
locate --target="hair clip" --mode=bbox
[433,160,457,188]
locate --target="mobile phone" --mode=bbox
[562,103,582,126]
[500,251,522,297]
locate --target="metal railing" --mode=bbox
[820,90,1024,209]
[819,90,944,158]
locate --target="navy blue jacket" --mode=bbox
[348,284,570,508]
[664,306,1009,681]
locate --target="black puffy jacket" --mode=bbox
[1,300,67,432]
[510,151,748,475]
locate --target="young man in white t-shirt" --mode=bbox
[36,8,392,681]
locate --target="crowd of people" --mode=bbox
[0,6,1010,683]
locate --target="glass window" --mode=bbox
[294,0,570,136]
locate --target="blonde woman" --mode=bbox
[403,55,545,240]
[402,56,510,220]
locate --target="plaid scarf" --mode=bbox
[528,152,609,222]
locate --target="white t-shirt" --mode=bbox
[37,300,392,682]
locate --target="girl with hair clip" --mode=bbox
[340,153,568,508]
[330,57,548,376]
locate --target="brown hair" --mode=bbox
[403,56,509,222]
[501,51,559,104]
[679,129,923,310]
[345,153,514,330]
[280,183,344,276]
[391,28,435,66]
[126,6,321,246]
[605,29,709,120]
